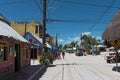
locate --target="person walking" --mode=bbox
[62,51,65,59]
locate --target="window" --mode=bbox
[35,25,39,34]
[35,25,42,34]
[0,47,8,61]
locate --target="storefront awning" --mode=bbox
[51,46,58,51]
[23,32,42,48]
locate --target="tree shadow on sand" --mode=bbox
[112,66,120,72]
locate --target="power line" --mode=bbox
[0,0,30,5]
[9,18,110,23]
[89,0,115,30]
[47,0,56,8]
[34,0,43,14]
[47,9,56,34]
[47,19,110,23]
[94,29,105,30]
[55,0,120,9]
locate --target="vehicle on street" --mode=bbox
[105,52,120,63]
[75,48,84,56]
[66,48,75,53]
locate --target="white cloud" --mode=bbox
[71,36,80,41]
[64,32,91,44]
[96,36,102,40]
[81,32,102,40]
[64,35,81,45]
[58,32,102,45]
[58,39,64,43]
[82,32,91,35]
[67,37,71,40]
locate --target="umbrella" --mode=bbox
[102,9,120,41]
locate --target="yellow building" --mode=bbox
[10,21,42,37]
[49,36,55,46]
[10,21,55,45]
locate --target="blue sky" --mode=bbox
[0,0,120,45]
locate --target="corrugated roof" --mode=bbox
[0,20,28,42]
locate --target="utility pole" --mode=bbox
[24,22,27,35]
[56,33,58,47]
[42,0,46,48]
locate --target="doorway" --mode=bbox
[31,48,37,59]
[14,44,21,72]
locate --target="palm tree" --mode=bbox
[80,34,100,55]
[70,41,76,47]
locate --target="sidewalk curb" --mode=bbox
[27,65,46,80]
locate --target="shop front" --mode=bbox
[23,32,42,60]
[0,19,30,76]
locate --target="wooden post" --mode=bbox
[42,0,46,46]
[115,49,118,71]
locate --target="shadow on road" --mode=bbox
[54,62,81,66]
[48,65,56,67]
[112,66,120,72]
[0,65,47,80]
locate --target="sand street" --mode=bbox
[40,52,120,80]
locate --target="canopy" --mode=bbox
[23,32,42,48]
[23,32,52,49]
[51,46,58,51]
[46,42,52,49]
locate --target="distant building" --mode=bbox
[10,21,55,45]
[10,21,42,37]
[49,36,55,46]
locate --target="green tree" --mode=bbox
[81,34,100,54]
[70,41,76,47]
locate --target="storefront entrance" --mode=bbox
[14,44,21,72]
[31,48,37,59]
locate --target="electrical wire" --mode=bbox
[94,29,105,30]
[47,0,56,8]
[89,0,115,30]
[0,0,30,5]
[45,0,118,25]
[55,0,120,9]
[47,19,109,23]
[46,0,56,36]
[34,0,43,14]
[8,18,110,24]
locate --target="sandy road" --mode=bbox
[40,53,120,80]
